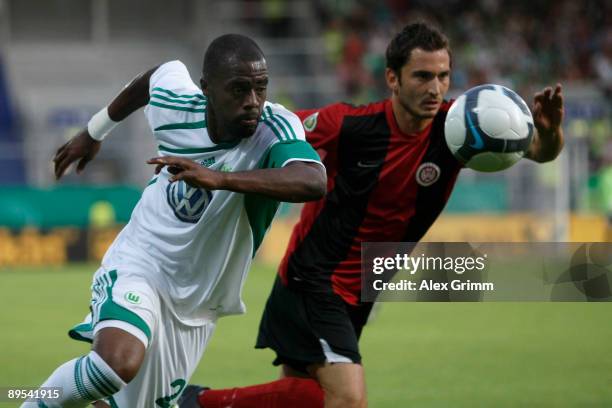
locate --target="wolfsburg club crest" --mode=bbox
[166,181,212,223]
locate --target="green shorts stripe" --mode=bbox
[97,270,152,341]
[74,270,152,345]
[68,322,94,343]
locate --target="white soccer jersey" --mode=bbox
[101,60,321,325]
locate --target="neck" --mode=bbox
[391,95,433,134]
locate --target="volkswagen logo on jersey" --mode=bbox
[166,180,213,223]
[416,162,441,187]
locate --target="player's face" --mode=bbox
[206,59,268,139]
[387,48,451,119]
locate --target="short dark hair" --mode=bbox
[203,34,265,81]
[385,22,451,74]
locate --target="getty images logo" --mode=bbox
[549,243,612,301]
[166,180,213,223]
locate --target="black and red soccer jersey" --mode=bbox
[278,99,462,305]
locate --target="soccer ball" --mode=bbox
[444,84,534,172]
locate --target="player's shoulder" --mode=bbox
[439,99,454,114]
[146,60,205,120]
[260,101,306,142]
[340,100,387,116]
[149,60,203,97]
[311,100,386,118]
[153,60,190,78]
[295,100,386,133]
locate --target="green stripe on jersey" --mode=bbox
[263,109,292,141]
[154,120,207,131]
[274,113,298,140]
[152,87,205,100]
[150,93,206,106]
[149,101,205,113]
[158,139,240,154]
[261,119,283,142]
[266,106,297,140]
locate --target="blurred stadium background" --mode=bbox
[0,1,610,407]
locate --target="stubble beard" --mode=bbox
[399,95,437,120]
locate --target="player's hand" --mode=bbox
[147,156,224,189]
[532,84,564,136]
[526,84,564,162]
[53,129,101,180]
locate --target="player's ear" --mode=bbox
[200,77,209,96]
[385,68,399,94]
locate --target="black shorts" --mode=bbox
[255,275,374,373]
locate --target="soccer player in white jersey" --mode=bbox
[22,34,326,408]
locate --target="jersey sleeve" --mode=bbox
[245,104,323,255]
[295,103,346,161]
[143,60,206,133]
[259,140,322,169]
[259,103,323,169]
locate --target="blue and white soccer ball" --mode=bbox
[444,84,534,172]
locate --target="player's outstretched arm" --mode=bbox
[52,66,159,179]
[525,83,565,163]
[148,156,327,202]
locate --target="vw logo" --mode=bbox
[166,181,212,223]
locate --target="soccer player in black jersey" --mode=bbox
[181,22,564,408]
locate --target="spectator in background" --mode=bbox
[600,143,612,240]
[317,0,609,102]
[593,28,612,100]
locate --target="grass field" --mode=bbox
[1,263,611,407]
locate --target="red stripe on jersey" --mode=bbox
[330,100,436,303]
[280,99,460,304]
[279,102,387,286]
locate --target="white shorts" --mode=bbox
[69,266,216,408]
